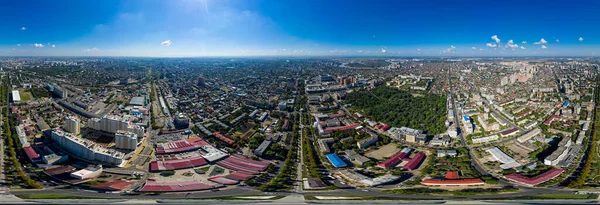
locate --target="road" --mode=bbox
[490,108,526,133]
[448,64,489,177]
[294,112,304,194]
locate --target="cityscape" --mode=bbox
[1,0,600,205]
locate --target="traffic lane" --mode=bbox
[302,187,575,200]
[12,187,264,199]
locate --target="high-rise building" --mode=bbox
[88,115,145,138]
[197,76,205,87]
[173,113,190,129]
[50,129,126,166]
[115,131,138,150]
[65,116,81,135]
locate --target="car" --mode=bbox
[362,189,370,192]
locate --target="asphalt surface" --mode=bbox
[448,65,489,177]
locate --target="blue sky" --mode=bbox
[1,0,600,56]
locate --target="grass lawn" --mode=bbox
[16,194,98,199]
[195,166,211,174]
[19,90,33,101]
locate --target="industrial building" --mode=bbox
[12,90,20,102]
[487,147,520,169]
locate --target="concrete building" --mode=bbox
[357,136,378,149]
[12,90,20,102]
[70,165,103,180]
[472,135,499,144]
[437,149,457,157]
[64,116,81,135]
[88,115,145,138]
[253,140,272,156]
[487,147,520,169]
[173,113,190,129]
[517,128,541,143]
[115,131,138,150]
[51,129,126,166]
[544,137,572,166]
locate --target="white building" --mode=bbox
[115,131,138,150]
[544,138,572,166]
[12,90,20,102]
[517,128,541,143]
[70,165,103,179]
[65,116,81,135]
[472,135,499,144]
[88,115,145,138]
[487,147,520,169]
[51,129,126,166]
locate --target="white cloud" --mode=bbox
[161,40,172,46]
[17,44,21,47]
[381,48,386,53]
[52,45,56,48]
[541,45,547,49]
[479,48,483,51]
[445,45,456,53]
[486,43,497,48]
[21,26,26,31]
[534,38,547,45]
[471,47,476,50]
[34,43,44,48]
[520,46,526,50]
[579,37,584,42]
[507,40,514,44]
[507,44,519,49]
[555,39,560,43]
[491,35,501,43]
[84,47,100,53]
[522,41,527,44]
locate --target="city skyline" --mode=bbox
[2,0,600,57]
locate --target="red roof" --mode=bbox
[149,156,208,172]
[377,151,408,169]
[224,172,255,181]
[402,153,425,170]
[328,112,345,118]
[91,180,134,191]
[208,176,239,185]
[503,168,564,186]
[282,120,290,130]
[515,110,532,119]
[543,115,563,125]
[23,146,41,161]
[155,137,208,154]
[215,155,270,175]
[376,123,390,131]
[214,132,235,145]
[422,178,484,186]
[323,123,361,133]
[140,181,213,192]
[445,171,459,179]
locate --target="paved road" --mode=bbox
[491,109,526,132]
[448,64,489,177]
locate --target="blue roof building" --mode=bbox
[326,153,347,168]
[563,100,570,107]
[463,115,470,122]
